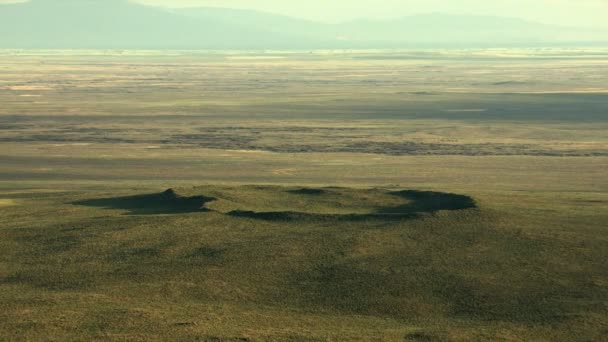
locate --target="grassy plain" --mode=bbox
[0,49,607,340]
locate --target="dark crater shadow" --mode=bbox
[228,189,477,221]
[287,188,326,195]
[380,190,477,214]
[73,187,476,219]
[72,189,216,215]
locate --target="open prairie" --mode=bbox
[1,49,607,341]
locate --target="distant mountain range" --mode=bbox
[1,0,606,49]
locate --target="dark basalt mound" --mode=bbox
[161,188,178,199]
[73,189,216,215]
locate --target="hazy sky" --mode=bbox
[137,0,608,27]
[2,0,608,27]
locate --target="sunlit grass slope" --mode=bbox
[0,186,606,340]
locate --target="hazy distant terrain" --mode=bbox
[1,0,607,48]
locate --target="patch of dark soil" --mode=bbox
[187,247,225,259]
[404,332,436,341]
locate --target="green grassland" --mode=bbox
[0,49,607,340]
[1,184,606,340]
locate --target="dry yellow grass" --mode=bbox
[0,199,16,207]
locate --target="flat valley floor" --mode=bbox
[0,49,607,340]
